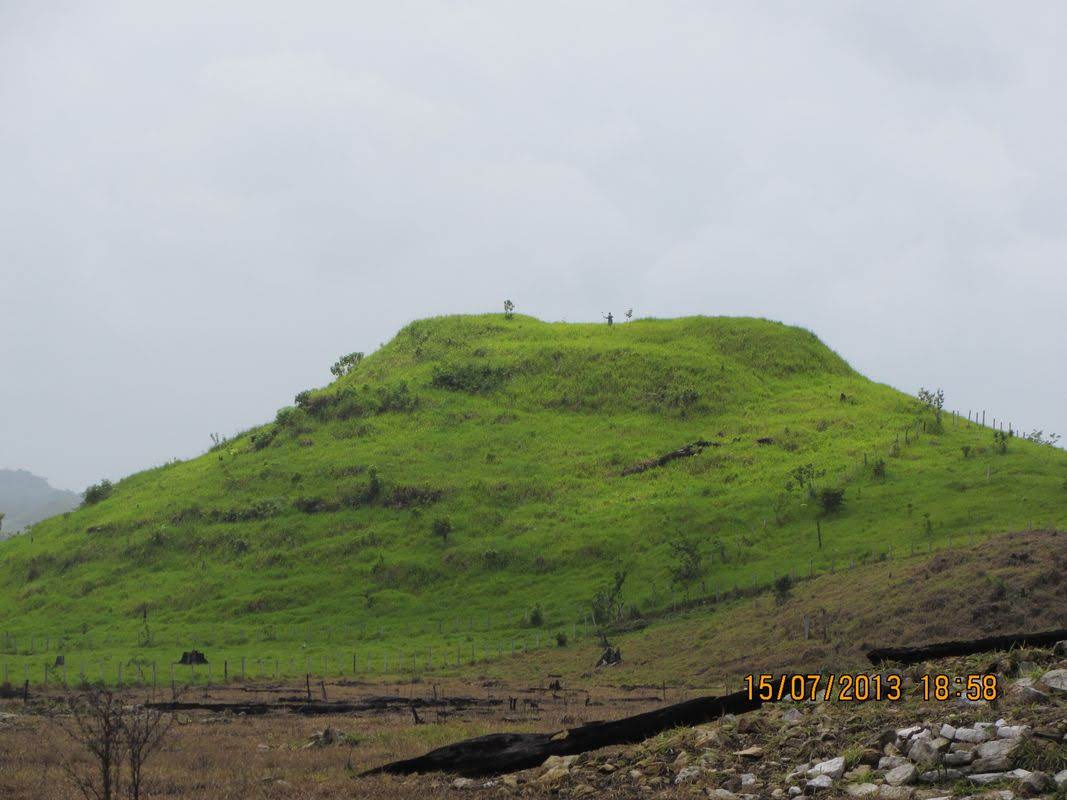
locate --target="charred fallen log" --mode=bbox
[621,440,719,476]
[145,694,500,716]
[362,689,762,777]
[866,628,1067,666]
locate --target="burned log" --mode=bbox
[867,628,1067,666]
[362,689,762,777]
[145,694,500,716]
[595,646,622,668]
[621,440,719,476]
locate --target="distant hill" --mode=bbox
[0,468,79,537]
[0,314,1064,668]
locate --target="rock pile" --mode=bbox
[439,649,1067,799]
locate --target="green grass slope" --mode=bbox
[1,315,1064,680]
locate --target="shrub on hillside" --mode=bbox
[786,463,823,497]
[82,480,113,506]
[338,468,386,510]
[169,506,203,525]
[591,570,628,626]
[666,384,700,410]
[211,499,282,523]
[817,487,845,515]
[528,605,544,627]
[431,516,453,543]
[774,574,793,604]
[431,362,509,394]
[1025,429,1061,447]
[386,485,442,509]
[668,537,702,586]
[871,458,887,480]
[482,549,507,569]
[293,496,339,514]
[296,382,418,421]
[330,351,364,378]
[275,406,309,428]
[366,468,382,502]
[917,386,945,433]
[373,382,418,413]
[555,631,568,647]
[772,492,790,526]
[250,426,277,450]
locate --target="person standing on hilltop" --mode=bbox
[604,312,613,326]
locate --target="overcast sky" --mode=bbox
[2,2,1065,492]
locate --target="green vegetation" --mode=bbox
[0,314,1064,680]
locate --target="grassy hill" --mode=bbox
[0,314,1064,682]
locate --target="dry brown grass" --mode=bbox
[0,678,670,799]
[468,529,1067,686]
[2,530,1062,798]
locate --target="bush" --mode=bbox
[385,486,442,509]
[341,468,384,509]
[774,574,793,604]
[373,382,418,414]
[529,605,544,627]
[211,499,282,522]
[293,496,339,514]
[330,352,364,378]
[482,549,507,569]
[961,445,972,459]
[871,459,887,479]
[297,382,418,421]
[817,487,845,515]
[555,631,568,647]
[366,468,382,502]
[431,517,453,543]
[431,362,510,394]
[668,537,701,586]
[591,570,628,626]
[275,406,308,428]
[250,426,277,450]
[786,463,823,497]
[82,480,113,506]
[670,386,700,409]
[917,387,945,432]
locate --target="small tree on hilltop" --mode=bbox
[917,387,945,432]
[83,480,113,507]
[504,299,515,320]
[330,352,364,378]
[1025,429,1062,447]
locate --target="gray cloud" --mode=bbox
[1,1,1064,490]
